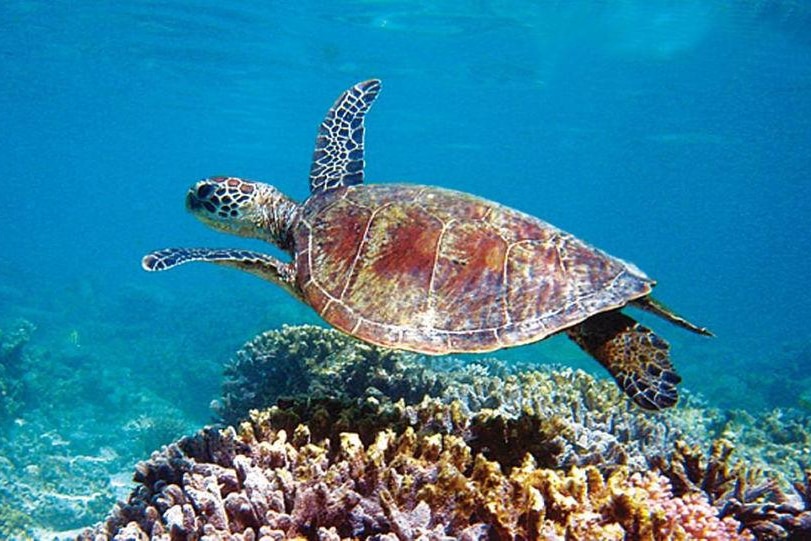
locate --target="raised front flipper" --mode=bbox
[309,79,381,194]
[566,310,681,410]
[142,248,302,300]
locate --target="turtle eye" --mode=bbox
[197,184,215,199]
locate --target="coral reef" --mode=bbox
[217,325,446,426]
[0,318,200,540]
[219,326,811,484]
[79,420,757,540]
[0,319,35,423]
[218,325,700,473]
[77,325,811,539]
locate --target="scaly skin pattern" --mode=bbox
[567,311,681,409]
[293,184,654,354]
[187,176,299,250]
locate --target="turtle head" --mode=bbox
[186,176,298,250]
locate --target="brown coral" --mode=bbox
[718,468,811,540]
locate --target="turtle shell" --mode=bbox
[292,184,653,355]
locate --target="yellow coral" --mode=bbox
[85,412,757,540]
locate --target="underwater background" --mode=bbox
[1,1,810,538]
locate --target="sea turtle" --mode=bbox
[143,79,711,410]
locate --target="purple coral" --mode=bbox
[630,471,752,540]
[76,326,811,539]
[79,416,758,540]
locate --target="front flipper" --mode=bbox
[566,310,681,410]
[142,248,302,300]
[309,79,382,195]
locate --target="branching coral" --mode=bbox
[80,420,755,540]
[653,439,744,504]
[720,468,811,539]
[78,325,811,539]
[217,325,700,473]
[653,439,811,539]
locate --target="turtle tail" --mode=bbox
[633,296,714,337]
[566,310,681,410]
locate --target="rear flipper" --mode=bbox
[566,310,681,410]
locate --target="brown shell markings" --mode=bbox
[293,184,653,355]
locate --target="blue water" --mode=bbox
[2,2,810,425]
[1,1,810,535]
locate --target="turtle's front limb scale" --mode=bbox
[142,248,302,300]
[566,310,681,410]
